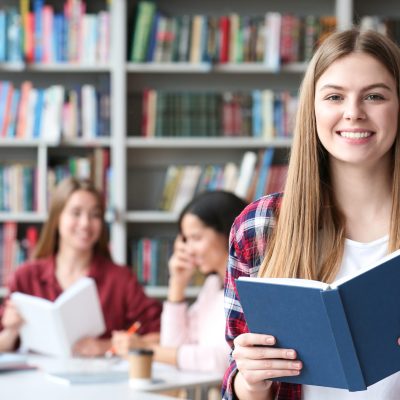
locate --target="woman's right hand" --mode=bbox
[232,333,302,397]
[111,331,145,357]
[167,235,196,302]
[1,300,23,332]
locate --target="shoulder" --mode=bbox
[232,192,282,244]
[13,257,52,278]
[9,257,53,290]
[201,274,223,293]
[93,257,137,282]
[229,193,282,275]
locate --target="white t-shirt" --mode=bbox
[303,235,400,400]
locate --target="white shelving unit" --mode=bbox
[0,0,389,297]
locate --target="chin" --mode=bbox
[199,266,213,275]
[73,243,95,252]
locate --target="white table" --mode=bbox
[0,355,223,400]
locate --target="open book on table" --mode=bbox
[236,248,400,392]
[11,277,105,357]
[0,352,34,372]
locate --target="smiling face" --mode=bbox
[180,213,228,275]
[58,190,103,254]
[314,52,399,170]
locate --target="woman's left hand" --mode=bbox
[72,337,111,357]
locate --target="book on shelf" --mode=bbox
[0,164,37,212]
[253,148,275,200]
[264,164,289,195]
[0,223,39,287]
[234,151,258,200]
[130,1,156,62]
[140,89,297,138]
[129,4,337,65]
[157,149,287,210]
[46,147,110,208]
[0,1,110,64]
[0,80,110,141]
[170,165,202,214]
[131,237,174,286]
[236,248,400,391]
[11,277,105,357]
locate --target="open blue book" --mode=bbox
[236,248,400,391]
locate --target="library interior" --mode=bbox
[0,0,398,399]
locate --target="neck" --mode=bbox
[216,254,229,282]
[56,246,93,275]
[330,160,392,241]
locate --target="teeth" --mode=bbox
[340,131,372,139]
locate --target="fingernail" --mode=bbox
[292,370,300,375]
[266,336,275,344]
[291,362,301,369]
[286,350,295,358]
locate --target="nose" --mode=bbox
[343,99,366,120]
[79,213,91,226]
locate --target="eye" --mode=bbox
[70,209,81,217]
[90,209,102,219]
[325,94,342,101]
[365,93,385,101]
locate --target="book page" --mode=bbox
[11,277,105,357]
[58,277,105,348]
[0,353,28,370]
[11,292,67,355]
[238,276,330,290]
[44,357,126,385]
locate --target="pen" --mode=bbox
[105,321,141,358]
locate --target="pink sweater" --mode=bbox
[160,274,230,374]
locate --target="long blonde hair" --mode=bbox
[259,29,400,282]
[33,177,111,260]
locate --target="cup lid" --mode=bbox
[129,348,154,356]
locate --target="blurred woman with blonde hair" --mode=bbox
[0,176,161,356]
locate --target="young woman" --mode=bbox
[0,177,162,356]
[112,190,247,374]
[223,29,400,400]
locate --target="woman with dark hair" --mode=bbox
[0,176,161,356]
[112,190,247,374]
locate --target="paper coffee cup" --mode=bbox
[128,348,154,388]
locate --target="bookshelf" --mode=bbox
[0,0,392,297]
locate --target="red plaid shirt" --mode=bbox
[222,193,301,399]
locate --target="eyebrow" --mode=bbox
[318,83,393,92]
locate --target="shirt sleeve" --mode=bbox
[222,213,251,399]
[161,277,229,374]
[222,195,281,399]
[0,262,30,345]
[160,301,189,346]
[177,343,229,375]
